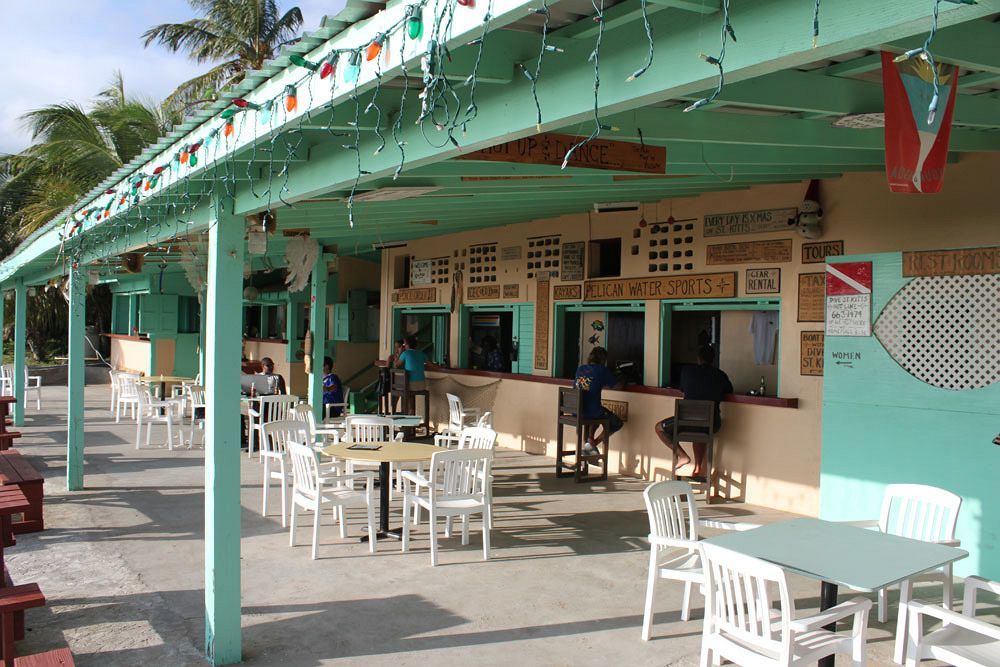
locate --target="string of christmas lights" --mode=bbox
[683,0,734,113]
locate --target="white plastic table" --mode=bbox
[705,518,968,667]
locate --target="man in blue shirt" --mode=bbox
[322,356,345,417]
[654,345,733,480]
[574,347,623,455]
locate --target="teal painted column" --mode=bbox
[66,265,86,490]
[307,253,328,423]
[0,289,5,362]
[12,280,26,427]
[203,197,243,665]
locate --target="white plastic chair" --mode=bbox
[116,372,141,422]
[108,369,120,414]
[185,385,206,447]
[433,425,498,451]
[135,385,184,450]
[847,483,962,663]
[287,441,377,559]
[401,448,493,566]
[324,386,352,421]
[641,480,760,640]
[700,542,873,667]
[906,575,1000,667]
[261,420,310,527]
[24,368,41,410]
[248,394,299,460]
[291,403,342,444]
[341,415,406,496]
[0,365,12,397]
[437,393,485,447]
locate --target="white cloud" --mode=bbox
[0,0,345,155]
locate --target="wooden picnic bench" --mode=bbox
[0,400,20,453]
[0,454,42,535]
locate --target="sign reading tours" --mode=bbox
[553,284,582,300]
[797,273,825,322]
[583,273,736,301]
[706,239,793,265]
[459,133,666,174]
[534,280,551,370]
[800,331,825,376]
[745,268,781,295]
[467,285,501,300]
[802,240,845,264]
[703,208,797,237]
[825,262,873,337]
[394,287,437,304]
[902,246,1000,277]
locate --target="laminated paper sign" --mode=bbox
[825,262,872,336]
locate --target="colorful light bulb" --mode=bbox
[366,34,384,61]
[284,85,298,112]
[221,108,238,119]
[407,5,423,39]
[319,58,336,79]
[289,53,319,71]
[345,50,362,83]
[189,154,198,167]
[224,121,234,137]
[259,101,273,125]
[180,151,189,165]
[232,98,260,110]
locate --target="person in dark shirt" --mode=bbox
[257,357,287,395]
[574,347,623,455]
[654,345,733,479]
[482,335,505,372]
[322,356,345,417]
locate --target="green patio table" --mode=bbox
[705,518,968,667]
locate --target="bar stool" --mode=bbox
[389,369,430,434]
[555,387,610,483]
[670,399,718,502]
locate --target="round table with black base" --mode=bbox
[321,441,444,541]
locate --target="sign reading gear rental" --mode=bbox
[825,262,872,337]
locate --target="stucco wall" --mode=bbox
[381,152,1000,515]
[109,338,151,375]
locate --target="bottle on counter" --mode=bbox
[758,376,767,397]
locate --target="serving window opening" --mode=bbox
[395,308,450,365]
[555,303,645,384]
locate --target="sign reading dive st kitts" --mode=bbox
[584,273,736,301]
[459,133,666,174]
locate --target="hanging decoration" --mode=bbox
[284,235,319,293]
[684,0,734,112]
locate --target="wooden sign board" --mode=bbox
[458,133,666,174]
[534,280,551,370]
[410,259,433,285]
[902,246,1000,276]
[802,240,845,264]
[395,287,437,304]
[797,273,825,322]
[553,284,582,300]
[467,285,501,300]
[703,208,797,237]
[561,241,586,281]
[601,399,629,423]
[503,284,520,299]
[745,268,781,295]
[501,246,522,261]
[707,239,793,265]
[584,272,736,301]
[800,331,825,376]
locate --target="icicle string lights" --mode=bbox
[684,0,734,113]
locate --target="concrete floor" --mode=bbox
[7,385,925,665]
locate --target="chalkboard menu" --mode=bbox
[561,242,585,281]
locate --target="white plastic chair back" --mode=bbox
[136,384,155,412]
[446,393,465,432]
[431,448,493,501]
[188,385,206,407]
[879,483,961,542]
[263,420,308,457]
[288,440,320,502]
[344,415,393,444]
[289,403,317,440]
[701,542,794,664]
[120,373,139,399]
[457,426,497,451]
[644,481,699,544]
[257,395,299,426]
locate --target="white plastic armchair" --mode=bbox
[0,365,12,397]
[906,576,1000,667]
[700,542,872,667]
[324,386,352,421]
[641,480,759,641]
[24,369,41,410]
[437,393,484,446]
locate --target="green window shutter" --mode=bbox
[515,304,534,374]
[332,303,350,341]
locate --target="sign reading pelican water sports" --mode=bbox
[825,262,873,337]
[584,273,736,301]
[881,51,959,193]
[458,133,666,174]
[703,208,797,237]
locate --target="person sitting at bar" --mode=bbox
[322,356,345,417]
[394,335,427,413]
[257,357,287,395]
[574,346,623,456]
[375,339,405,413]
[483,335,505,372]
[654,344,733,480]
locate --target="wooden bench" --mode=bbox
[0,454,42,534]
[13,648,75,667]
[0,584,46,667]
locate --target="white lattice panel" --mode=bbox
[874,274,1000,390]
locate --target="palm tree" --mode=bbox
[142,0,304,113]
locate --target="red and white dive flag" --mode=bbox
[881,51,959,194]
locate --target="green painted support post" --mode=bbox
[67,265,86,491]
[12,280,26,427]
[203,197,244,665]
[308,253,329,423]
[0,289,4,365]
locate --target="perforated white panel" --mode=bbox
[874,275,1000,390]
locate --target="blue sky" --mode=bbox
[0,0,341,154]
